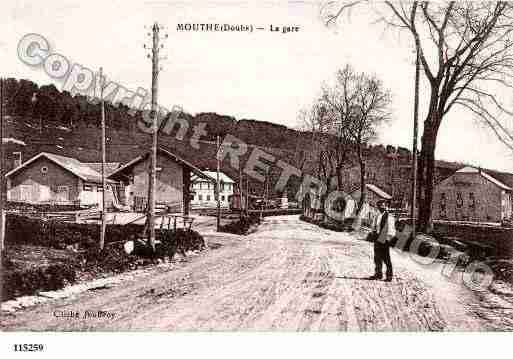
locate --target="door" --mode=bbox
[19,185,32,202]
[39,185,51,202]
[56,185,70,203]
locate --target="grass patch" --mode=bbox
[219,215,261,235]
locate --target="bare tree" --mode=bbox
[292,109,316,174]
[300,101,353,220]
[323,1,513,232]
[321,65,391,211]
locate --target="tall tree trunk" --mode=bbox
[357,145,366,211]
[336,166,344,192]
[418,123,438,233]
[320,175,333,222]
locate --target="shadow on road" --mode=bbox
[336,276,376,281]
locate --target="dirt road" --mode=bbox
[2,215,512,331]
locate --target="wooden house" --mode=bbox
[5,152,116,208]
[107,147,212,215]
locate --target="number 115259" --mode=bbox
[13,344,44,352]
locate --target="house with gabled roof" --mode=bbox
[350,183,392,207]
[348,183,392,226]
[107,147,214,214]
[190,170,234,209]
[433,166,513,223]
[82,162,121,177]
[4,152,117,207]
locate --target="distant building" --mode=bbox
[350,183,392,207]
[5,152,116,208]
[433,166,513,223]
[350,183,392,226]
[190,170,234,209]
[108,148,212,214]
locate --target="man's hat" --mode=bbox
[376,200,388,208]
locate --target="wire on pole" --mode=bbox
[0,78,5,253]
[99,67,107,251]
[144,22,168,251]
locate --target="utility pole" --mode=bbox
[239,166,243,220]
[411,31,420,239]
[0,78,5,252]
[99,67,107,251]
[145,22,162,251]
[246,177,249,213]
[216,135,221,231]
[260,172,268,221]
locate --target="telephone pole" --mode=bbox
[99,67,107,251]
[246,177,249,213]
[0,78,5,252]
[216,135,221,232]
[239,165,243,220]
[147,22,161,251]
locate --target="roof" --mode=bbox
[456,166,512,191]
[83,162,121,177]
[2,137,26,146]
[108,147,215,182]
[350,183,392,200]
[5,152,114,184]
[491,172,513,189]
[365,183,392,199]
[192,170,234,184]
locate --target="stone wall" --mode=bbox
[434,222,513,257]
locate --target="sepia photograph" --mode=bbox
[1,0,513,349]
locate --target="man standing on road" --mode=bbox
[367,200,396,282]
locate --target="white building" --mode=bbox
[190,170,235,209]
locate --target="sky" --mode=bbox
[1,0,513,173]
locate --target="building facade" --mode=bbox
[108,148,212,214]
[190,170,234,209]
[5,152,116,208]
[433,167,513,223]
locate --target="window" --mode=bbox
[198,195,203,201]
[206,195,211,201]
[97,185,103,192]
[83,183,93,191]
[469,193,476,209]
[13,152,22,168]
[221,195,225,201]
[456,192,463,208]
[41,166,48,176]
[440,193,447,218]
[56,185,70,202]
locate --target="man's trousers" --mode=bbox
[374,240,393,279]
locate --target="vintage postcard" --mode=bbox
[1,0,513,346]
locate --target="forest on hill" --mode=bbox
[1,78,313,197]
[6,77,499,200]
[2,78,303,151]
